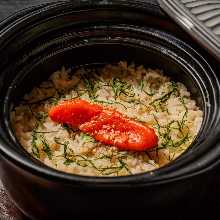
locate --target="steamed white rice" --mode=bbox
[11,61,203,176]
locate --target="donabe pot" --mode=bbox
[0,1,220,219]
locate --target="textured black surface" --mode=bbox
[0,0,58,20]
[159,0,220,61]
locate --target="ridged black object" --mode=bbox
[159,0,220,61]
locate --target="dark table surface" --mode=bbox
[0,1,220,220]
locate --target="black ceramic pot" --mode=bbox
[0,1,220,219]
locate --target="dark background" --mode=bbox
[0,1,220,220]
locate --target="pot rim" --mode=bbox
[0,0,220,187]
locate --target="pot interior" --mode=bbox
[11,43,203,107]
[4,27,216,161]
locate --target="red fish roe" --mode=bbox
[49,99,158,151]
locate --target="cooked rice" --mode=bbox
[11,61,203,176]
